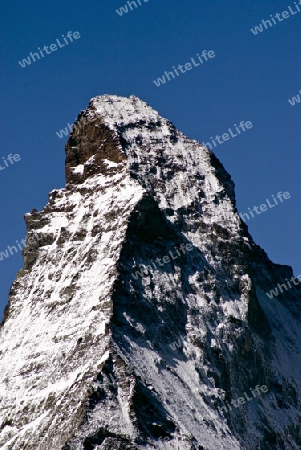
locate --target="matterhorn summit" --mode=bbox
[0,95,300,450]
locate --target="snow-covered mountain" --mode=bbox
[0,94,300,450]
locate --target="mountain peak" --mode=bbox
[1,95,300,450]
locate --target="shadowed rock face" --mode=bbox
[0,95,301,450]
[66,121,124,183]
[65,114,125,184]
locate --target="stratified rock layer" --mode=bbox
[0,95,300,450]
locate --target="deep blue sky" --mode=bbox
[1,0,300,318]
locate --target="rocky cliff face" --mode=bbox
[0,95,300,450]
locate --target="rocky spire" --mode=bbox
[0,95,300,449]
